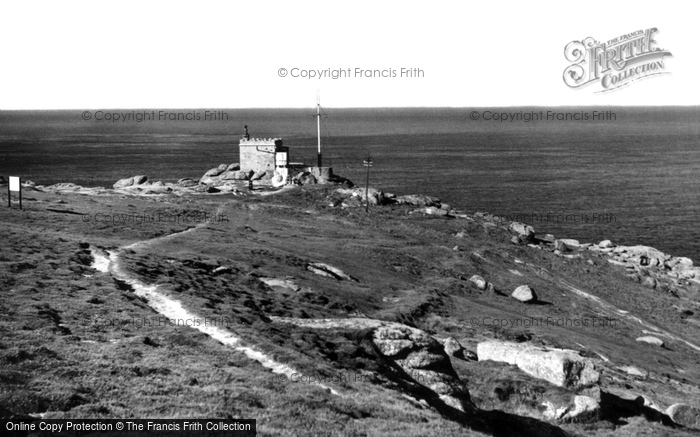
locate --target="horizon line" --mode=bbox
[2,104,700,112]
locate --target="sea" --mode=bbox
[1,107,699,261]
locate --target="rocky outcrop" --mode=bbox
[199,164,252,185]
[113,175,148,189]
[220,170,252,181]
[413,206,450,216]
[395,194,441,208]
[477,341,600,388]
[113,176,134,189]
[200,169,223,184]
[177,178,197,187]
[336,187,389,206]
[583,240,700,296]
[372,325,474,413]
[511,285,537,303]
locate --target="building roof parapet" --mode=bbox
[239,137,283,145]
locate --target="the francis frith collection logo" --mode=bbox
[563,27,672,92]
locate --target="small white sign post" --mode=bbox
[8,176,22,209]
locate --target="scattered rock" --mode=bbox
[635,336,664,347]
[666,403,700,430]
[260,277,301,292]
[307,263,356,281]
[511,285,537,303]
[555,239,580,252]
[509,222,535,244]
[421,206,448,216]
[599,240,614,248]
[211,266,233,275]
[560,238,580,247]
[617,366,648,378]
[542,234,556,243]
[468,275,487,290]
[641,277,657,289]
[476,340,600,388]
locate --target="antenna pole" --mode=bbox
[363,155,373,213]
[317,90,322,167]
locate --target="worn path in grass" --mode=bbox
[97,201,341,396]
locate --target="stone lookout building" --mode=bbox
[239,125,333,186]
[239,125,290,185]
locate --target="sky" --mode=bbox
[0,1,697,109]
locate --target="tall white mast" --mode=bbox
[316,90,322,167]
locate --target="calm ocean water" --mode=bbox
[1,107,699,261]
